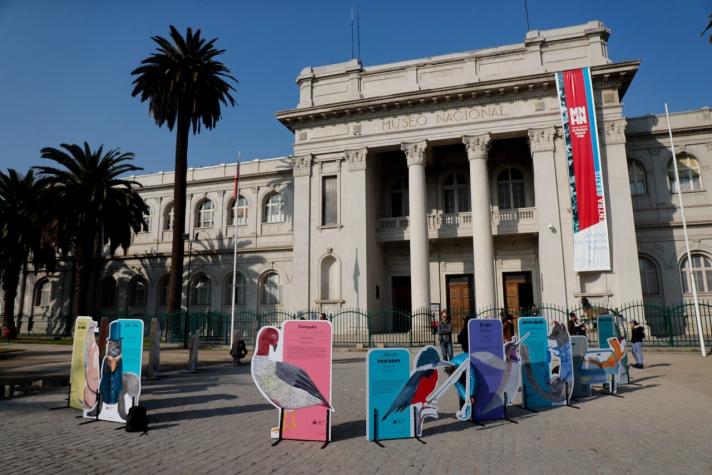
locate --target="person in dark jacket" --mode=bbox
[502,313,515,341]
[457,315,472,352]
[630,320,645,368]
[437,310,453,361]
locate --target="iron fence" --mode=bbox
[9,300,712,348]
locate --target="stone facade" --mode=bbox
[10,22,712,329]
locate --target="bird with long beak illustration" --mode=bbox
[381,346,453,437]
[252,326,332,411]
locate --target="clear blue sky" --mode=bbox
[1,0,710,174]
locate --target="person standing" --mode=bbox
[502,313,515,342]
[630,320,645,368]
[437,310,453,361]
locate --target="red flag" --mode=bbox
[232,161,240,198]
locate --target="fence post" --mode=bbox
[666,307,674,347]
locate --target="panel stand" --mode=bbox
[372,408,384,447]
[49,383,71,410]
[79,393,101,425]
[320,409,330,450]
[607,374,623,398]
[271,408,284,446]
[519,388,538,413]
[564,383,580,409]
[413,406,426,444]
[503,392,518,423]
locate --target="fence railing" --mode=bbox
[9,300,712,348]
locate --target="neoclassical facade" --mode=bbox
[11,22,712,332]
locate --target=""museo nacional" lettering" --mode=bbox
[381,105,507,131]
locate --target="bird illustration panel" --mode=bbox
[468,319,508,421]
[69,316,94,410]
[252,321,333,442]
[366,348,412,441]
[597,315,629,384]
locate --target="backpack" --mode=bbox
[125,405,149,434]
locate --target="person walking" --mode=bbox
[457,315,471,352]
[630,320,645,368]
[437,310,453,361]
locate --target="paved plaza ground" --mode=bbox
[1,346,711,474]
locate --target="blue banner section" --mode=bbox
[468,319,505,421]
[115,319,144,378]
[518,317,552,409]
[367,348,412,441]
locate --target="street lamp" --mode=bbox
[183,231,201,348]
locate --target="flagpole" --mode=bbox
[230,153,241,350]
[665,104,706,357]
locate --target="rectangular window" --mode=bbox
[322,176,338,225]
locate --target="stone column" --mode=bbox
[345,148,368,309]
[529,127,569,306]
[463,134,496,311]
[600,119,643,306]
[401,141,430,312]
[291,155,313,309]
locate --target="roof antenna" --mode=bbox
[524,0,531,32]
[356,5,361,62]
[350,7,355,59]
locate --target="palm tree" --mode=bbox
[0,170,55,338]
[131,26,237,315]
[34,143,148,320]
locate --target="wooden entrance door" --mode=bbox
[502,272,533,316]
[446,274,474,332]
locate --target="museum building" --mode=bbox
[14,22,712,333]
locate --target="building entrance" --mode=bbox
[502,271,534,316]
[446,274,474,332]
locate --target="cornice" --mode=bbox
[276,61,639,132]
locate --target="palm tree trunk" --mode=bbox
[167,107,190,315]
[1,260,21,339]
[73,232,93,319]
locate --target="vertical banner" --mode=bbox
[69,316,94,409]
[570,335,592,398]
[280,320,333,442]
[90,319,144,423]
[555,67,611,271]
[518,317,552,408]
[468,319,506,421]
[366,348,412,441]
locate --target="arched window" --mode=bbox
[668,154,702,192]
[100,277,117,307]
[140,208,151,233]
[263,193,285,223]
[191,274,212,306]
[157,275,169,307]
[128,278,148,307]
[163,203,175,231]
[228,195,248,226]
[224,272,246,305]
[680,253,712,294]
[442,173,470,213]
[196,199,214,228]
[261,272,280,305]
[628,160,647,195]
[391,176,409,217]
[638,256,660,296]
[320,255,339,300]
[497,168,526,209]
[33,279,52,307]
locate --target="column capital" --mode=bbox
[528,127,557,153]
[344,148,367,171]
[600,119,627,145]
[401,141,429,167]
[463,134,491,160]
[292,154,313,177]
